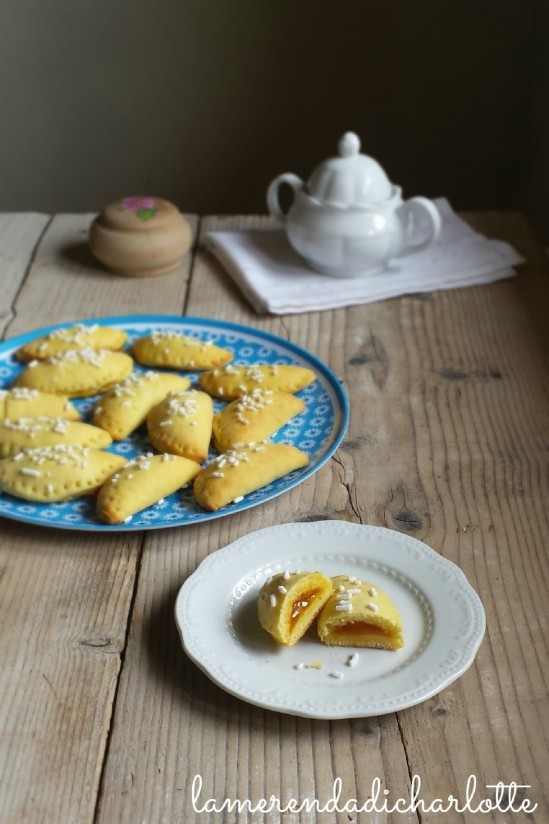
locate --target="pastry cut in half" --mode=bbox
[317,575,404,650]
[257,571,334,647]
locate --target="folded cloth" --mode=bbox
[204,199,525,315]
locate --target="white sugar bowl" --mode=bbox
[267,132,441,277]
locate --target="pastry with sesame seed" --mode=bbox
[257,571,334,647]
[212,389,305,452]
[0,445,126,503]
[14,323,127,362]
[132,331,233,371]
[147,389,213,463]
[199,363,316,400]
[96,453,201,524]
[13,349,134,397]
[317,576,403,649]
[92,370,190,440]
[0,388,79,422]
[0,417,112,458]
[193,441,308,511]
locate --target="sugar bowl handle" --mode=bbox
[397,197,442,256]
[267,173,303,221]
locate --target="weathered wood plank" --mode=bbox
[0,521,140,824]
[0,213,50,338]
[0,214,199,824]
[390,214,549,821]
[3,213,199,339]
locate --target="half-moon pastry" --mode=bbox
[15,323,127,362]
[257,571,334,647]
[13,349,134,397]
[193,442,308,511]
[147,389,213,463]
[317,576,404,649]
[199,364,316,400]
[96,452,201,524]
[92,370,190,440]
[0,388,79,421]
[212,389,305,452]
[133,331,233,371]
[0,417,112,458]
[0,445,126,503]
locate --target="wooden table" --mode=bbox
[0,211,548,824]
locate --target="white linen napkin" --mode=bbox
[203,199,524,315]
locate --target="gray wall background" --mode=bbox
[1,0,548,243]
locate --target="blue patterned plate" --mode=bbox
[0,315,349,531]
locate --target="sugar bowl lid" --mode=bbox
[306,132,393,206]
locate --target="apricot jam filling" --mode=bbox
[289,589,320,628]
[331,621,390,639]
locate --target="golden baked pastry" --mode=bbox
[0,445,126,503]
[147,389,213,463]
[13,349,134,397]
[133,331,233,371]
[15,323,127,362]
[193,441,308,511]
[199,363,316,400]
[212,389,305,452]
[257,571,334,647]
[0,388,79,421]
[92,370,191,440]
[317,576,404,649]
[96,452,201,524]
[0,417,112,458]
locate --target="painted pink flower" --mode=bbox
[123,196,157,211]
[122,196,157,221]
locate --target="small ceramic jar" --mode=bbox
[89,196,192,277]
[267,133,441,277]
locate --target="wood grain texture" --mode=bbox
[0,214,198,824]
[0,213,50,338]
[3,213,199,339]
[0,211,547,823]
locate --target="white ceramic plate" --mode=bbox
[0,315,348,531]
[175,521,486,718]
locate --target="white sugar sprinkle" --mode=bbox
[329,671,344,679]
[346,653,359,667]
[277,585,287,594]
[269,594,276,608]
